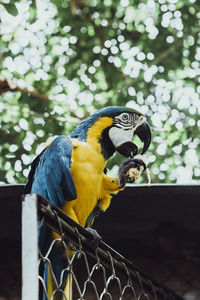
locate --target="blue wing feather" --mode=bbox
[26,135,77,207]
[24,135,76,299]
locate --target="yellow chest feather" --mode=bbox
[69,140,106,226]
[61,116,118,227]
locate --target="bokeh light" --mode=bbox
[0,0,199,184]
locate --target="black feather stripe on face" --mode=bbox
[114,112,139,128]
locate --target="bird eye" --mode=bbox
[122,114,128,120]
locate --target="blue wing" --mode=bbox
[25,136,77,298]
[25,135,77,207]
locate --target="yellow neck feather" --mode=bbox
[86,116,113,156]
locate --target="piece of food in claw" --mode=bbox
[126,155,147,181]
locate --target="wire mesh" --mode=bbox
[32,194,184,300]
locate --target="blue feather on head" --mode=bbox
[70,106,142,141]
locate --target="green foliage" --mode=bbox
[0,0,200,184]
[3,2,18,16]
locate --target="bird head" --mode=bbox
[70,106,151,160]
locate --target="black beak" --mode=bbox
[135,122,152,154]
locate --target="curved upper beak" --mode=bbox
[135,121,152,154]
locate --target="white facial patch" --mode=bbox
[109,113,146,148]
[108,126,134,148]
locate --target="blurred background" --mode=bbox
[0,0,200,184]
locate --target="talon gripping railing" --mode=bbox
[22,194,184,300]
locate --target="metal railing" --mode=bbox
[22,194,184,300]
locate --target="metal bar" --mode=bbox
[22,194,39,300]
[37,194,184,300]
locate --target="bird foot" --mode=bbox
[118,157,147,188]
[85,228,102,247]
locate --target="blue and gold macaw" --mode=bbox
[25,106,151,300]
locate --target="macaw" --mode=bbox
[24,106,151,300]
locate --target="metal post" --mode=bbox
[22,194,39,300]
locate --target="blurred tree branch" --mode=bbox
[0,79,87,120]
[0,79,49,102]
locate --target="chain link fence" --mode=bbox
[22,193,184,300]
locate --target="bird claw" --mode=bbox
[85,228,102,247]
[118,158,147,188]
